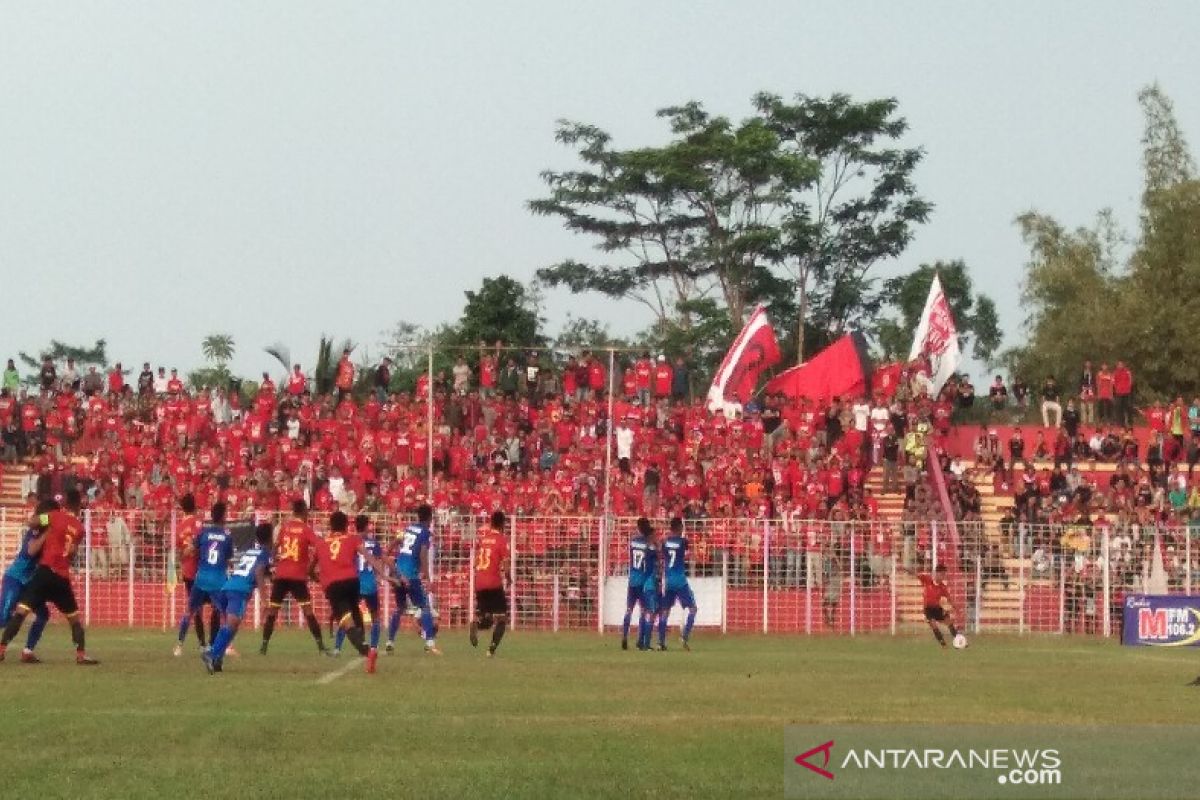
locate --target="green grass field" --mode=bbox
[0,630,1197,799]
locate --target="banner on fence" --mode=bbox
[1122,595,1200,646]
[601,577,723,628]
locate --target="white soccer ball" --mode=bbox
[952,633,968,649]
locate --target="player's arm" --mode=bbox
[356,543,399,587]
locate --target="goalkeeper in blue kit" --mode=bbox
[657,517,698,651]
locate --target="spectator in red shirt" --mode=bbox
[1113,361,1133,426]
[107,363,125,396]
[653,356,672,399]
[286,364,307,397]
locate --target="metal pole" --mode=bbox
[762,520,769,634]
[468,537,476,625]
[974,553,982,635]
[1186,530,1192,597]
[509,514,518,630]
[721,550,728,634]
[931,521,938,573]
[84,509,92,626]
[1018,528,1026,636]
[1102,527,1112,638]
[128,533,135,629]
[1058,553,1066,635]
[849,524,857,637]
[805,545,812,636]
[426,345,434,500]
[602,349,614,526]
[595,516,605,635]
[167,510,177,632]
[889,551,897,636]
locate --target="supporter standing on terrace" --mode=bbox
[1113,361,1134,427]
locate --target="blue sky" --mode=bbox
[1,2,1196,378]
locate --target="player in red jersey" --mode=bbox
[0,490,99,665]
[260,499,329,656]
[173,493,216,656]
[908,563,961,649]
[469,510,511,657]
[308,511,392,674]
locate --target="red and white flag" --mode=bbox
[908,274,961,394]
[707,305,781,413]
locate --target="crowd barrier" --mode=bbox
[0,510,1192,637]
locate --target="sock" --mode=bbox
[208,607,221,648]
[346,626,369,656]
[70,619,86,653]
[334,627,346,651]
[26,608,49,651]
[211,626,235,661]
[490,618,507,651]
[369,619,381,649]
[637,616,649,648]
[262,612,277,644]
[387,611,401,642]
[683,609,696,641]
[949,624,960,638]
[419,608,436,643]
[621,610,632,641]
[192,610,206,647]
[932,627,946,646]
[304,611,326,650]
[2,612,26,646]
[657,613,667,646]
[176,611,193,644]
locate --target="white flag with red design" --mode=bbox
[707,305,781,414]
[908,274,961,394]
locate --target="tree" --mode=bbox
[1007,85,1200,399]
[755,93,933,361]
[18,339,107,384]
[201,334,235,366]
[449,275,546,350]
[530,91,931,372]
[552,315,628,352]
[875,261,1002,364]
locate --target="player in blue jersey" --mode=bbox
[0,502,56,663]
[176,503,234,653]
[389,503,441,655]
[622,517,659,651]
[203,523,273,674]
[657,517,698,651]
[638,523,661,652]
[334,515,382,656]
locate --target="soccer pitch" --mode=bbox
[0,632,1195,799]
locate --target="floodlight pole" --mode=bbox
[426,345,434,500]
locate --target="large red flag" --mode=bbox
[706,305,781,413]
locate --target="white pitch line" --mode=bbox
[316,656,365,685]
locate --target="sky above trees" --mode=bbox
[1,3,1198,379]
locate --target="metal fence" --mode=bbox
[0,510,1192,636]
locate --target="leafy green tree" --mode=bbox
[755,93,932,361]
[530,91,931,370]
[201,334,235,365]
[1007,84,1200,398]
[553,315,629,352]
[449,275,546,350]
[875,261,1002,363]
[18,339,108,385]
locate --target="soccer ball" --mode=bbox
[952,633,968,649]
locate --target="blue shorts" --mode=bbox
[221,590,251,619]
[1,575,26,620]
[663,583,696,610]
[626,582,645,611]
[396,578,430,612]
[188,585,220,612]
[640,584,661,615]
